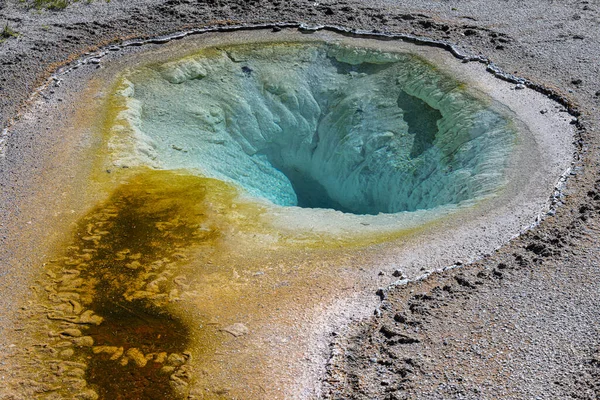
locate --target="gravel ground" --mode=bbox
[323,210,600,399]
[0,0,599,398]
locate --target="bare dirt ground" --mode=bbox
[0,0,599,399]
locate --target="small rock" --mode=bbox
[454,274,476,288]
[393,313,407,323]
[540,109,548,114]
[375,288,386,300]
[515,84,525,90]
[392,269,405,278]
[241,66,253,76]
[595,90,600,97]
[223,323,249,337]
[571,78,582,85]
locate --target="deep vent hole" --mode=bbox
[271,162,355,213]
[264,90,443,215]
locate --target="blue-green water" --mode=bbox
[114,42,514,215]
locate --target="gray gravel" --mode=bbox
[324,215,600,399]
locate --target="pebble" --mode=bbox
[392,269,405,278]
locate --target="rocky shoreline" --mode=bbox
[1,0,599,399]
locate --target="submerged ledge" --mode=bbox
[2,27,575,399]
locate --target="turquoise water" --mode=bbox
[116,42,514,215]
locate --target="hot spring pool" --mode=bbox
[5,28,574,400]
